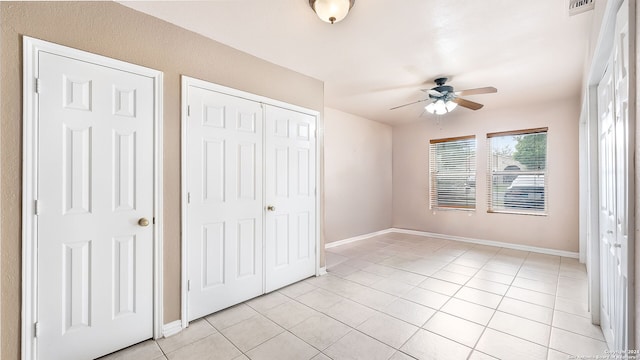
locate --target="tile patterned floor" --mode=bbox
[102,233,607,360]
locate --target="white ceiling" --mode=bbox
[120,0,594,125]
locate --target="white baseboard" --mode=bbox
[318,266,327,276]
[326,227,579,259]
[162,320,184,338]
[325,228,394,249]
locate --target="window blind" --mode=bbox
[486,128,547,214]
[429,136,476,210]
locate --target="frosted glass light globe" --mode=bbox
[434,100,447,115]
[311,0,352,24]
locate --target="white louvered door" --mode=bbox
[37,51,154,359]
[186,86,264,321]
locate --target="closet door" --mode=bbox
[264,105,317,292]
[186,86,263,320]
[598,0,631,350]
[36,46,156,360]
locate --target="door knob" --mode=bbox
[607,230,614,234]
[613,243,622,248]
[138,218,150,227]
[267,205,276,212]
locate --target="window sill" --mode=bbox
[432,207,476,212]
[487,210,547,217]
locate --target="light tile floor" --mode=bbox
[102,233,607,360]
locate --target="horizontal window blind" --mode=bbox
[487,129,547,214]
[429,136,476,210]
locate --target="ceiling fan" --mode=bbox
[390,77,497,115]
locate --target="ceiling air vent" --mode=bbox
[569,0,595,16]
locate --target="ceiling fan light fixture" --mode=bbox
[309,0,355,24]
[425,99,458,115]
[434,100,448,115]
[392,78,495,114]
[425,102,436,113]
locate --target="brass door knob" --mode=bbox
[267,205,276,212]
[138,218,150,227]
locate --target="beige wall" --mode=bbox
[588,0,610,68]
[0,2,323,359]
[392,98,581,252]
[324,108,392,243]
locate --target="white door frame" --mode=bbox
[22,37,164,360]
[180,76,321,328]
[581,0,636,348]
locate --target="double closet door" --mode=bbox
[184,80,317,321]
[596,0,631,350]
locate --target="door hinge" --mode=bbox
[187,192,191,204]
[34,322,40,338]
[34,199,40,216]
[187,280,191,292]
[187,105,191,117]
[153,217,156,225]
[35,78,41,93]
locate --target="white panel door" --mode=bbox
[597,1,631,350]
[264,105,316,292]
[37,52,154,359]
[186,86,264,320]
[612,0,631,351]
[598,58,618,348]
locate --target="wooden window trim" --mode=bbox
[430,135,475,144]
[486,127,548,138]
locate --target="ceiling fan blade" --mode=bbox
[455,86,497,96]
[452,97,484,110]
[389,98,429,110]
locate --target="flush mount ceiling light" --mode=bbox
[309,0,355,24]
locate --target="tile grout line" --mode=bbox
[107,235,594,360]
[329,236,598,358]
[465,247,528,359]
[278,279,405,357]
[205,313,280,359]
[546,261,561,356]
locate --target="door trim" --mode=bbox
[22,36,164,360]
[180,76,321,328]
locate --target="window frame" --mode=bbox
[429,135,477,211]
[486,127,548,216]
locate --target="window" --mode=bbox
[487,128,548,214]
[429,136,476,210]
